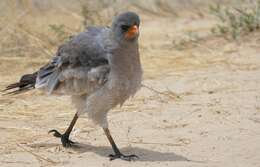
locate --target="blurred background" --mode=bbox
[0,1,260,167]
[0,0,259,78]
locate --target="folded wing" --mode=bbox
[35,27,110,95]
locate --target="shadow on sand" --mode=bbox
[70,143,198,162]
[28,142,203,163]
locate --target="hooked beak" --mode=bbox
[124,25,139,40]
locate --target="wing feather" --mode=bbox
[35,27,110,95]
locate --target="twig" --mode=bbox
[16,144,58,165]
[233,7,249,16]
[141,84,180,100]
[15,27,54,57]
[192,41,218,56]
[0,160,31,164]
[0,10,28,40]
[132,2,166,16]
[130,141,184,147]
[0,46,36,54]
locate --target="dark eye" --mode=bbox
[121,25,130,31]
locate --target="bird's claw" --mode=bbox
[61,136,75,147]
[48,129,62,137]
[109,153,139,161]
[48,129,75,147]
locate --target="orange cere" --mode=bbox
[125,25,139,39]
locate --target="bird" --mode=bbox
[3,11,142,161]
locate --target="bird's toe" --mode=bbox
[48,129,62,138]
[61,137,75,148]
[48,129,75,148]
[109,153,139,161]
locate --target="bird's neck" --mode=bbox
[109,42,141,77]
[107,42,142,106]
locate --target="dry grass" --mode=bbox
[210,0,260,39]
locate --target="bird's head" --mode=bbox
[112,11,140,43]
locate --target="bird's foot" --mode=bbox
[109,153,139,161]
[48,129,75,147]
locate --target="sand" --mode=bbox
[0,2,260,167]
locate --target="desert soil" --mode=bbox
[0,6,260,167]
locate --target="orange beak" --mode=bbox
[124,25,139,40]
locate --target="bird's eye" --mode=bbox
[121,25,130,31]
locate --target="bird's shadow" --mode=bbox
[70,143,198,162]
[28,142,203,163]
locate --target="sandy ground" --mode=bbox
[0,6,260,167]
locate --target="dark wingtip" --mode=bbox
[2,72,37,96]
[1,84,34,96]
[1,84,18,96]
[2,83,20,92]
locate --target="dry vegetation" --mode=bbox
[210,0,260,39]
[0,0,260,167]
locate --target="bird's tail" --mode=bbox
[2,72,37,95]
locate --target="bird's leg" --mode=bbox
[49,114,78,147]
[103,128,139,161]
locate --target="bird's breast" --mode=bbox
[107,62,142,106]
[106,44,142,105]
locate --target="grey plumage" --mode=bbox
[5,11,142,160]
[5,11,142,128]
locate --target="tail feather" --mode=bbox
[2,72,37,95]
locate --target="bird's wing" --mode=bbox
[35,27,110,95]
